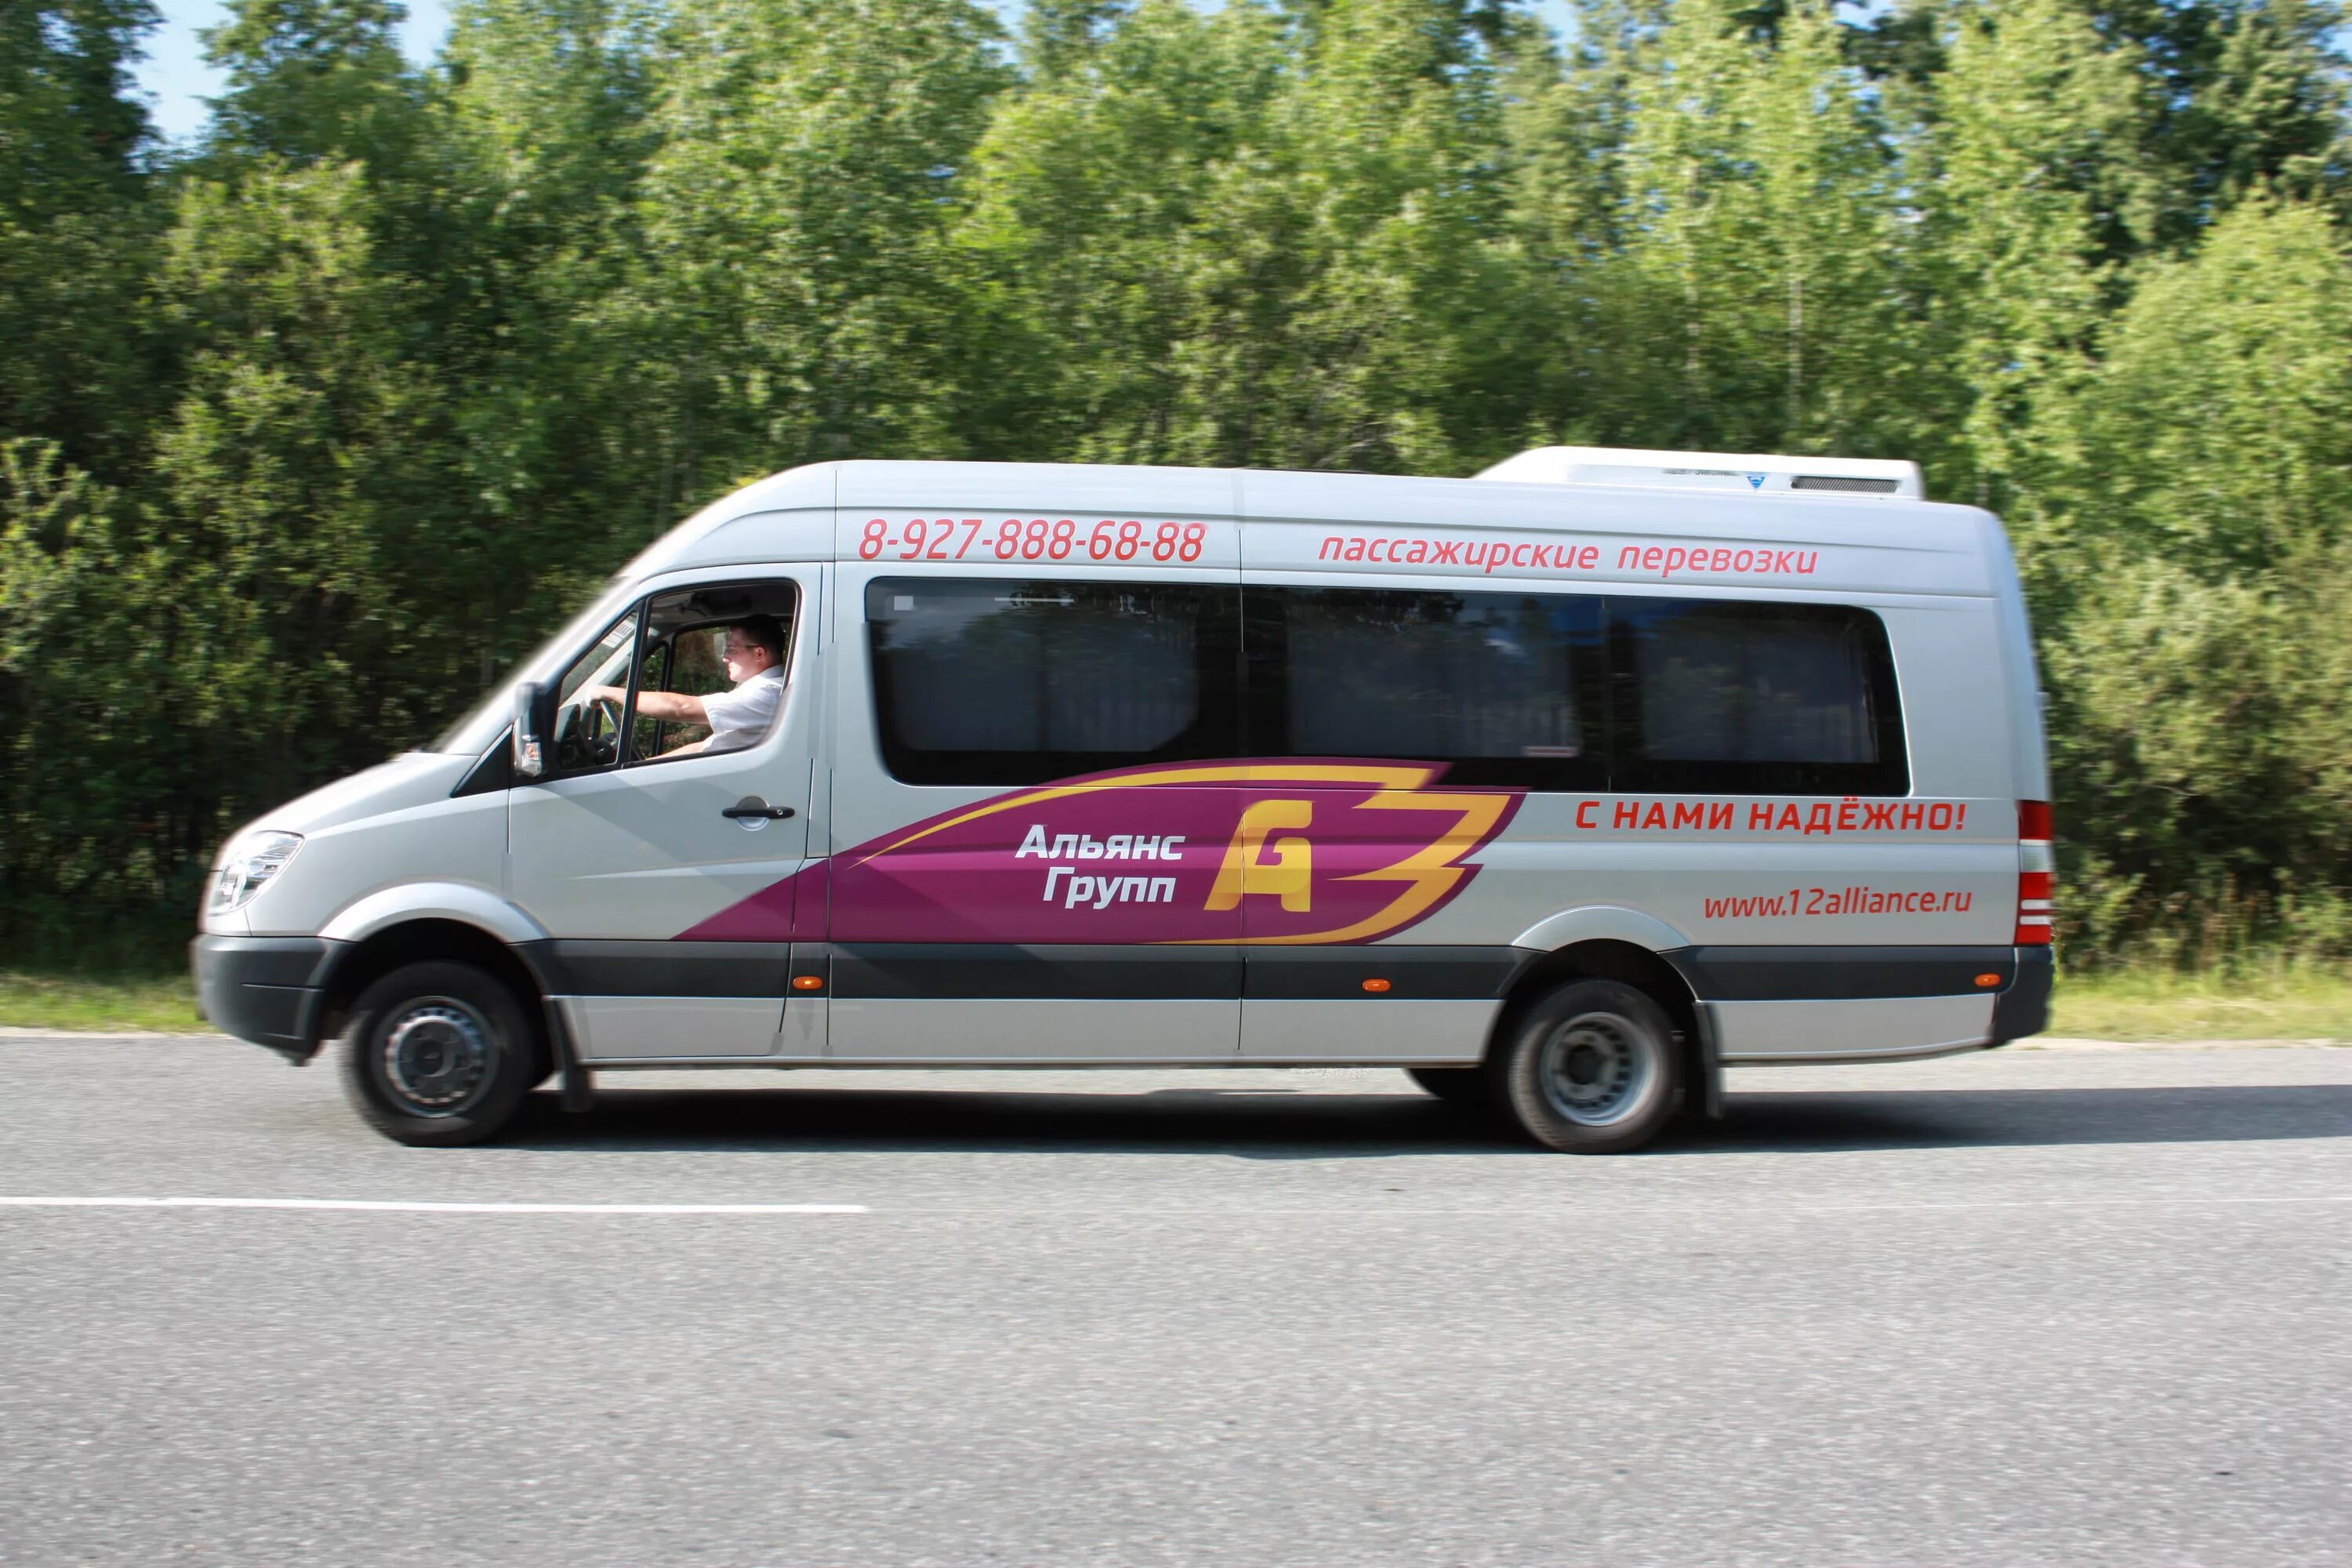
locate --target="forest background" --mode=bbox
[6,0,2352,1014]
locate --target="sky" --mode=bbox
[132,1,1581,145]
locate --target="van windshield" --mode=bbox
[423,583,636,756]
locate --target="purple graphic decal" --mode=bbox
[675,858,824,942]
[679,760,1523,946]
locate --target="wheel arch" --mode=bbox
[310,916,547,1053]
[1511,905,1691,954]
[1491,935,1719,1119]
[318,881,546,947]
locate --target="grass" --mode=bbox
[0,970,208,1033]
[2048,963,2352,1044]
[2,960,2348,1043]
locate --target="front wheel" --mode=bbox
[338,960,544,1147]
[1487,979,1682,1154]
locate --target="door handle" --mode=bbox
[721,797,796,821]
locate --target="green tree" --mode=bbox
[956,0,1299,463]
[1023,0,1134,78]
[0,0,165,469]
[2071,0,2350,249]
[1593,0,1916,456]
[630,0,1009,503]
[0,439,155,960]
[2027,198,2352,956]
[962,0,1530,473]
[1907,0,2141,508]
[201,0,423,169]
[1276,0,1529,471]
[430,0,665,674]
[2063,195,2352,573]
[4,0,2352,972]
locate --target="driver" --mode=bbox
[586,615,787,757]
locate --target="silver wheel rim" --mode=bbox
[1537,1010,1655,1127]
[379,998,496,1117]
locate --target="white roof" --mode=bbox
[627,448,1985,596]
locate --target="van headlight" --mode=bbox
[209,831,304,913]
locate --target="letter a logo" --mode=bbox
[1746,473,1766,489]
[1206,800,1315,913]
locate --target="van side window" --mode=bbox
[625,581,800,765]
[1243,586,1608,789]
[1610,597,1907,796]
[867,578,1241,786]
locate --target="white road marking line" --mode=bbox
[2,1195,2347,1220]
[0,1213,870,1222]
[916,1196,2352,1215]
[1653,1194,2352,1214]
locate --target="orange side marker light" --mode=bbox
[793,975,825,992]
[1973,973,2001,989]
[1361,978,1392,994]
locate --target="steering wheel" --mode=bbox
[583,695,624,765]
[554,694,626,769]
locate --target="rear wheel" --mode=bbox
[1488,978,1682,1153]
[337,960,543,1147]
[1406,1066,1489,1109]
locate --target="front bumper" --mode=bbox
[191,935,332,1062]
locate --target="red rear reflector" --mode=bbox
[2019,799,2054,840]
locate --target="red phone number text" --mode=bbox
[859,517,1209,564]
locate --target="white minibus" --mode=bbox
[193,447,2055,1152]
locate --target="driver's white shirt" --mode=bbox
[699,666,788,753]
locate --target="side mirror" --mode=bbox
[511,681,555,779]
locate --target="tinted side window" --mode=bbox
[1245,586,1607,789]
[1611,597,1906,796]
[867,578,1240,786]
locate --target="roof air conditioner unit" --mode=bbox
[1475,446,1923,500]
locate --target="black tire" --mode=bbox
[337,960,544,1147]
[1406,1066,1490,1109]
[1486,978,1683,1154]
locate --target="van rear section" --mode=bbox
[1225,455,2053,1070]
[193,446,2053,1152]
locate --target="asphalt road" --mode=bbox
[2,1036,2347,1567]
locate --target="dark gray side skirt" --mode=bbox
[465,938,2052,1014]
[1663,945,2021,1000]
[819,944,1534,1001]
[516,940,797,998]
[1662,943,2053,1045]
[505,941,1534,1003]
